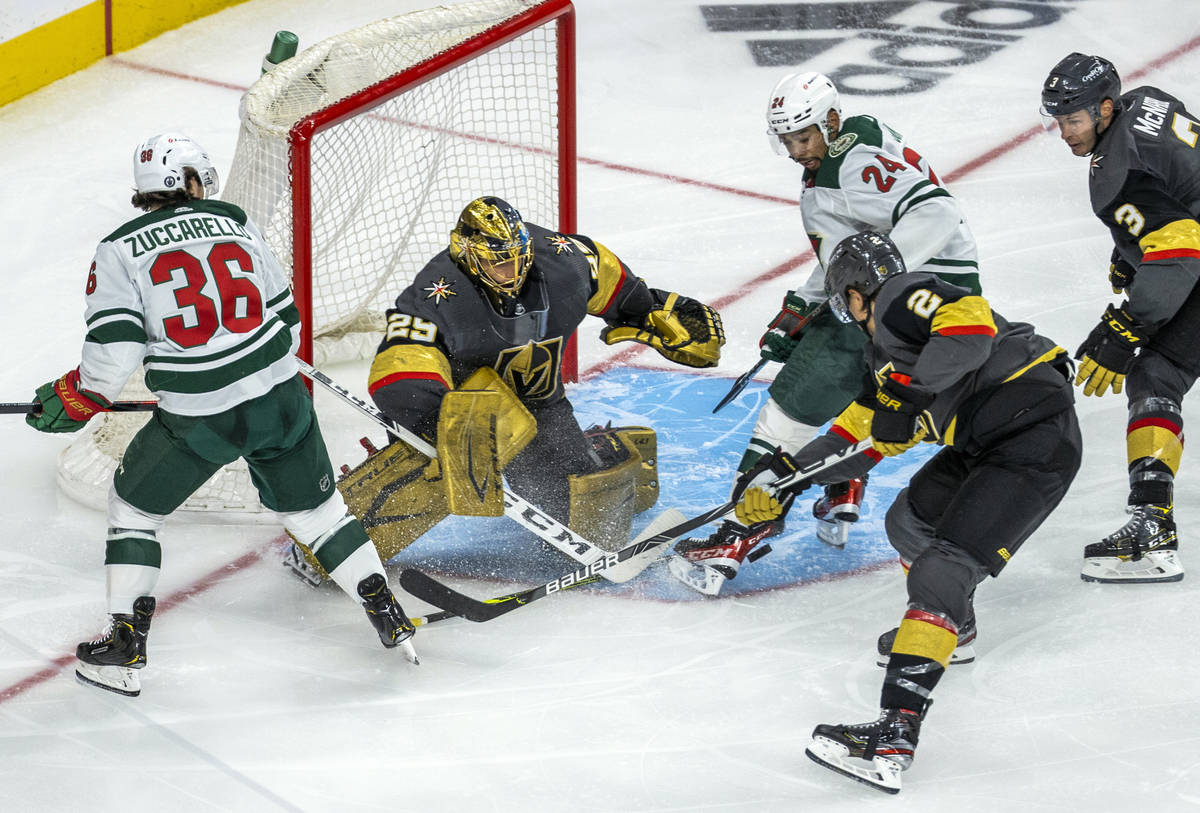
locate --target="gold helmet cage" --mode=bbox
[449,197,534,301]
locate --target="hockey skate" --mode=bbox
[669,520,777,595]
[1080,503,1184,584]
[875,618,977,667]
[75,596,155,697]
[812,477,867,548]
[282,540,326,587]
[805,707,923,794]
[357,573,419,664]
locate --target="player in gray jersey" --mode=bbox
[729,232,1080,793]
[1042,53,1200,583]
[26,133,414,696]
[676,71,981,591]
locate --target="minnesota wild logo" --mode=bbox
[827,132,858,158]
[423,277,457,304]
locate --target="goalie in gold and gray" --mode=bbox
[287,196,724,582]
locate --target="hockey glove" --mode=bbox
[1074,304,1145,397]
[759,291,820,363]
[870,373,934,454]
[1109,249,1136,295]
[600,289,725,368]
[27,368,112,434]
[735,486,785,526]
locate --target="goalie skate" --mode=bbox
[1081,503,1184,584]
[812,477,866,548]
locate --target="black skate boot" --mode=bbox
[1081,503,1183,583]
[812,476,867,548]
[876,617,977,667]
[805,707,924,794]
[357,574,418,662]
[75,595,155,697]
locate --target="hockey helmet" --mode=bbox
[132,132,220,198]
[1040,53,1121,120]
[824,231,906,325]
[766,72,841,152]
[449,196,533,301]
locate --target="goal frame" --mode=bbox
[287,0,579,379]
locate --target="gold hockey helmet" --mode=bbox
[449,197,534,302]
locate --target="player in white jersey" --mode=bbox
[676,72,981,591]
[26,133,415,696]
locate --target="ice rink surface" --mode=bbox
[3,0,1200,809]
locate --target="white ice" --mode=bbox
[2,0,1200,810]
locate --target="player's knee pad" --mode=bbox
[281,490,353,549]
[751,398,822,452]
[107,489,168,533]
[885,488,937,564]
[905,540,990,627]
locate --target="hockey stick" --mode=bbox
[712,359,767,414]
[713,302,830,413]
[1,400,157,415]
[399,437,876,622]
[294,359,641,583]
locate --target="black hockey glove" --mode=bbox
[731,449,805,526]
[1109,249,1136,295]
[1074,304,1145,397]
[759,292,821,363]
[870,373,933,456]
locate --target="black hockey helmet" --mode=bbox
[1040,52,1121,119]
[824,231,906,325]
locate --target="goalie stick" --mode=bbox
[400,438,876,622]
[295,359,645,583]
[1,400,157,414]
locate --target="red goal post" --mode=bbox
[225,0,579,377]
[55,0,577,518]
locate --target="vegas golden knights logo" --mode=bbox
[495,338,563,401]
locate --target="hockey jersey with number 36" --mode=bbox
[797,115,981,300]
[79,199,301,416]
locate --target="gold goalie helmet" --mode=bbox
[449,196,534,304]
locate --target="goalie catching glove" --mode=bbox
[601,288,725,368]
[27,367,112,433]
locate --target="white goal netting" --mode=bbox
[57,0,572,515]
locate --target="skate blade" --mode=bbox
[878,641,975,668]
[666,554,726,596]
[815,518,851,549]
[75,662,141,697]
[399,638,420,666]
[1080,551,1185,584]
[805,736,903,794]
[281,543,326,587]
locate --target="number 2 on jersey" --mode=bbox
[149,242,263,348]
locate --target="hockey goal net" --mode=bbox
[56,0,577,516]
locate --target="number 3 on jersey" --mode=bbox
[149,242,263,348]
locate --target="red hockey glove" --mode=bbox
[26,368,112,434]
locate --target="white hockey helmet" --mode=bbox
[132,132,220,198]
[765,72,841,151]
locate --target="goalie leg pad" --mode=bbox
[585,424,659,513]
[568,454,639,552]
[338,441,449,564]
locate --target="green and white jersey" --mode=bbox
[80,199,300,416]
[797,115,980,301]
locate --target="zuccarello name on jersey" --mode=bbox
[121,212,252,257]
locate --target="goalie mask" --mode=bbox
[132,132,220,198]
[766,72,840,154]
[824,232,906,326]
[449,197,534,306]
